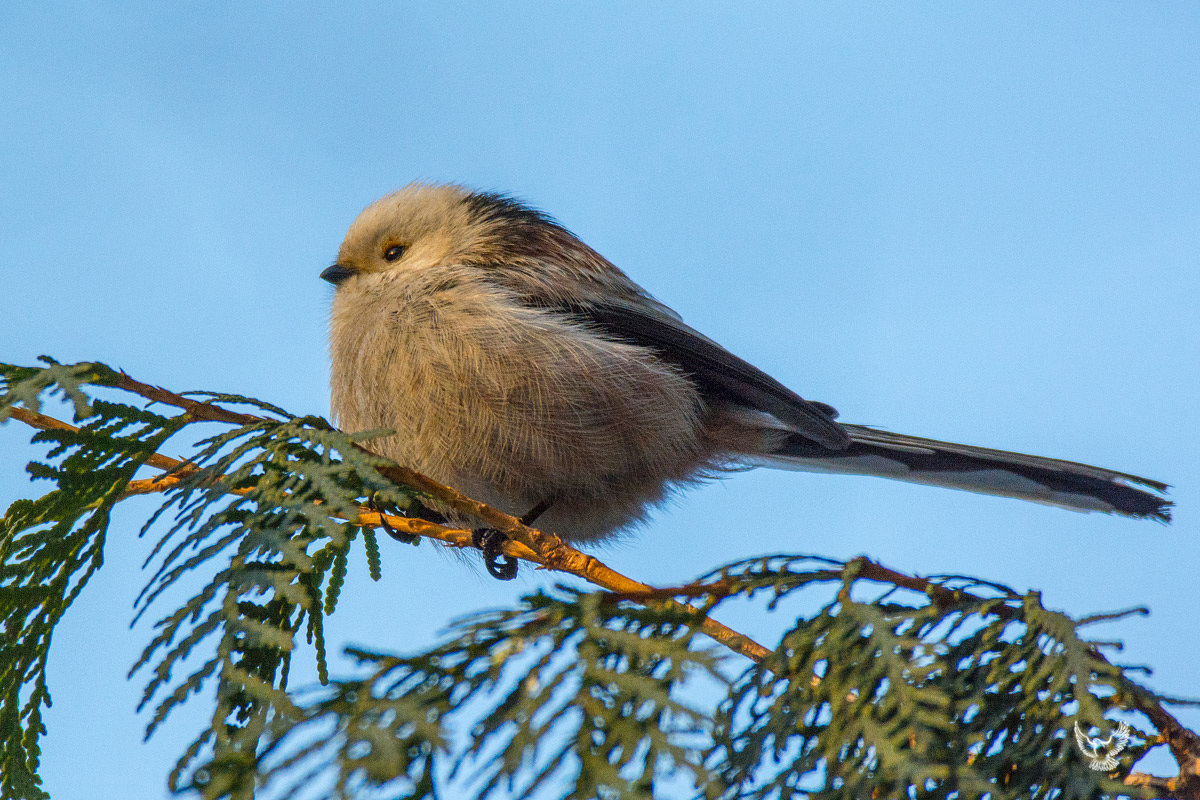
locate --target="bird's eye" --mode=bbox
[383,244,406,262]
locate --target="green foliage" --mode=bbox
[702,557,1160,798]
[0,358,186,800]
[0,359,418,799]
[257,589,724,800]
[247,558,1171,800]
[0,359,1190,800]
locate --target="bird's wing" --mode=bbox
[1112,722,1131,751]
[1075,722,1095,755]
[533,297,849,450]
[513,289,1173,520]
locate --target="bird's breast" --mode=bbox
[328,277,716,529]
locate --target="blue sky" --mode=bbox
[1,4,1197,797]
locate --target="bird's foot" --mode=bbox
[368,493,419,544]
[472,527,518,580]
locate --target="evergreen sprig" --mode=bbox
[250,557,1180,799]
[0,359,419,799]
[257,588,724,800]
[705,559,1158,799]
[127,415,420,796]
[1,358,186,800]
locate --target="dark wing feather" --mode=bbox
[537,299,850,450]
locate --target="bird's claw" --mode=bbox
[472,528,518,580]
[368,493,418,544]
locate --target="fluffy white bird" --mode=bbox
[324,183,1170,547]
[1074,721,1131,771]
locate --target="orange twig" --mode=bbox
[4,393,769,664]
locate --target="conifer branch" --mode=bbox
[844,558,1200,797]
[610,558,1200,797]
[4,362,1195,798]
[5,390,771,665]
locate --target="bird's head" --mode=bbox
[324,182,581,281]
[322,182,636,305]
[321,183,476,286]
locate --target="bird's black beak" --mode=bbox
[320,263,356,286]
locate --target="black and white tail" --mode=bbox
[757,424,1171,521]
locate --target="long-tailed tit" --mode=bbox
[324,183,1170,552]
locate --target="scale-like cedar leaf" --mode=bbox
[0,361,185,800]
